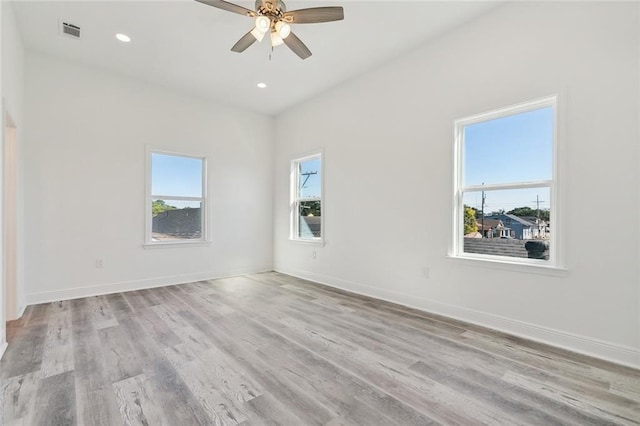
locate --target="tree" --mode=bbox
[152,200,177,217]
[508,206,550,222]
[464,206,478,235]
[300,200,321,217]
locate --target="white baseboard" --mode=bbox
[25,266,273,305]
[16,303,26,319]
[7,303,27,321]
[275,266,640,370]
[0,341,7,360]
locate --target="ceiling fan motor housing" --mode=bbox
[256,0,286,20]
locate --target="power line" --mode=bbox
[300,171,317,188]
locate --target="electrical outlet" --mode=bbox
[96,258,104,268]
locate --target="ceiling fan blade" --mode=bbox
[195,0,256,17]
[283,7,344,24]
[231,30,258,53]
[284,32,312,60]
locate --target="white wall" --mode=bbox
[1,0,5,357]
[274,2,640,368]
[1,0,25,357]
[24,51,274,303]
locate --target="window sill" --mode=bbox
[143,240,212,249]
[289,238,325,247]
[446,254,568,277]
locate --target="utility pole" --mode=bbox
[531,195,546,222]
[300,171,317,188]
[531,194,547,238]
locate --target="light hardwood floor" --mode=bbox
[1,272,639,425]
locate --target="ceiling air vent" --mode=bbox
[61,22,81,39]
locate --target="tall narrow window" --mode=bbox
[147,150,207,245]
[291,153,323,242]
[453,96,557,266]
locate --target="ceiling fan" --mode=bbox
[195,0,344,59]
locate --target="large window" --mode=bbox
[146,149,207,245]
[291,152,323,242]
[453,96,557,266]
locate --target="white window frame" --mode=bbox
[452,95,561,269]
[290,151,324,244]
[145,147,209,247]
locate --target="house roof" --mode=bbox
[486,213,534,227]
[476,219,504,230]
[521,216,547,226]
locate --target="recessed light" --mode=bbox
[257,82,267,89]
[115,33,131,43]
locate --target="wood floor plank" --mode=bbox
[0,324,47,379]
[39,305,74,378]
[105,293,134,321]
[239,393,306,426]
[235,310,508,424]
[1,371,40,425]
[145,357,213,425]
[120,290,152,313]
[501,370,640,425]
[279,294,629,425]
[134,307,183,348]
[2,271,639,426]
[177,309,337,425]
[86,296,119,330]
[167,355,251,424]
[75,387,124,426]
[71,299,123,426]
[26,303,52,327]
[97,325,143,383]
[180,302,442,424]
[137,288,163,307]
[149,303,192,331]
[112,373,166,426]
[31,371,77,426]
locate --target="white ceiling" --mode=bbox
[11,0,501,115]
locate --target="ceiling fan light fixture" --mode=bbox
[270,31,284,47]
[275,21,291,39]
[254,15,271,33]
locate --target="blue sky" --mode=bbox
[463,106,553,213]
[152,153,203,208]
[299,158,321,199]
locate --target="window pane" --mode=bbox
[298,201,321,239]
[463,106,553,186]
[152,153,203,197]
[462,187,550,260]
[298,158,321,199]
[151,199,202,241]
